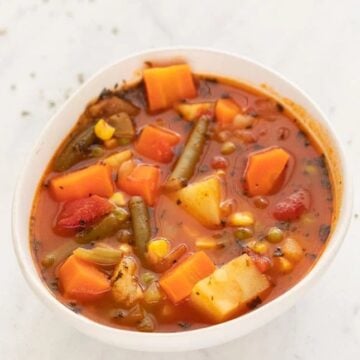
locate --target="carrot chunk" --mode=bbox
[144,64,197,111]
[215,98,241,127]
[117,163,160,206]
[58,255,111,301]
[50,164,113,202]
[159,251,215,304]
[135,125,180,163]
[244,147,290,196]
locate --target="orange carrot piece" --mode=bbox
[144,64,197,111]
[117,163,160,206]
[159,251,215,304]
[244,147,290,196]
[135,125,180,163]
[215,98,241,127]
[58,255,110,301]
[50,164,113,202]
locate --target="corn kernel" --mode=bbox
[221,141,236,155]
[228,211,255,227]
[148,238,170,261]
[251,241,268,254]
[95,119,115,141]
[110,192,127,206]
[274,257,293,274]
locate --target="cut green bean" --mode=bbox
[73,246,123,265]
[129,196,151,258]
[76,210,129,244]
[54,125,96,171]
[164,115,210,191]
[41,241,79,269]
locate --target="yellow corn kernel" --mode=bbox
[95,119,115,141]
[228,211,255,227]
[274,257,293,274]
[216,169,226,177]
[148,238,170,261]
[110,192,127,207]
[103,138,118,149]
[248,240,268,254]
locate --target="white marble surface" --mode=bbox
[1,0,359,358]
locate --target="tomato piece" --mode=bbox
[242,248,271,273]
[273,189,310,221]
[56,195,114,232]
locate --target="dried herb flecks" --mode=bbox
[319,224,331,243]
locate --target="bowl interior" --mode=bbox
[12,48,352,352]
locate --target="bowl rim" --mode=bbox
[12,46,353,352]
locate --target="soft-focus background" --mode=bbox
[1,1,359,359]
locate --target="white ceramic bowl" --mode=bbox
[12,48,352,352]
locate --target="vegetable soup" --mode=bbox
[30,63,334,333]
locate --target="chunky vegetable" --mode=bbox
[76,209,129,244]
[102,149,132,169]
[56,195,113,232]
[118,163,160,206]
[159,251,215,304]
[244,147,290,196]
[174,102,214,121]
[107,112,135,141]
[58,255,111,301]
[164,115,209,191]
[129,196,151,258]
[135,125,180,163]
[54,125,96,172]
[215,98,240,127]
[111,256,143,307]
[41,241,79,269]
[282,237,303,262]
[88,96,139,118]
[173,176,222,228]
[273,189,310,221]
[50,164,113,202]
[144,64,197,111]
[94,119,115,141]
[73,246,124,265]
[190,254,270,322]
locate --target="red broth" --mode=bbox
[30,65,333,333]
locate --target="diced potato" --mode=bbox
[174,102,214,121]
[174,176,222,227]
[282,237,303,262]
[190,254,270,323]
[110,191,127,206]
[228,211,255,227]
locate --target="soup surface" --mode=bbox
[30,63,334,332]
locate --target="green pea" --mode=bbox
[234,227,253,241]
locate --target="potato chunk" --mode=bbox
[174,102,214,121]
[174,176,222,227]
[190,254,270,323]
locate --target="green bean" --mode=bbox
[41,241,79,269]
[73,246,123,265]
[164,115,210,191]
[129,196,151,258]
[54,125,96,171]
[76,209,129,244]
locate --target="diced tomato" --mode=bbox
[56,195,113,232]
[273,189,310,221]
